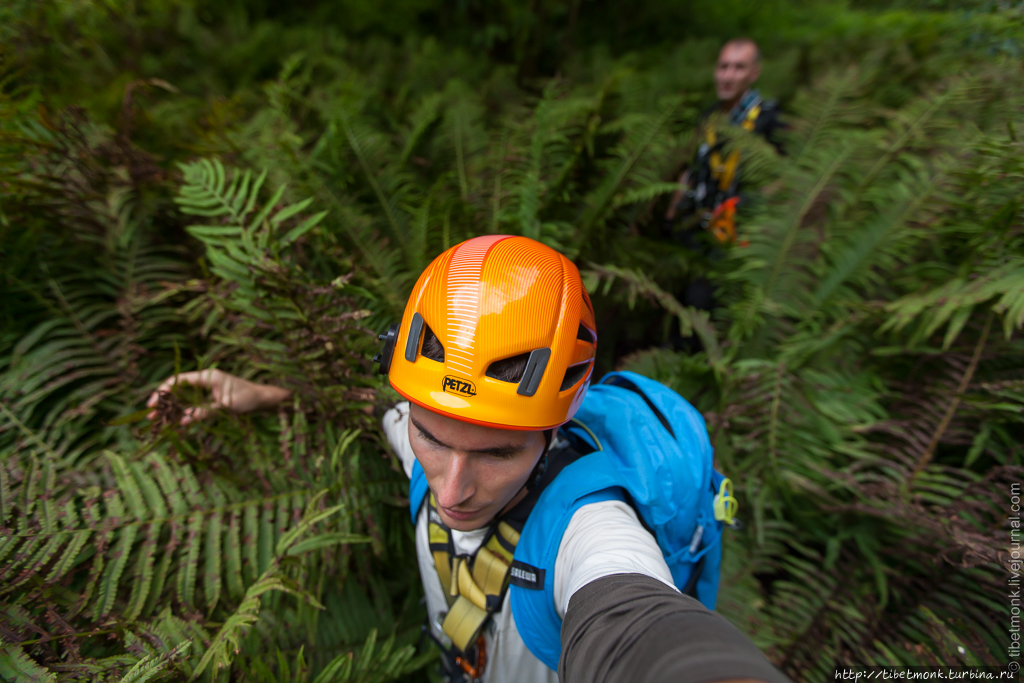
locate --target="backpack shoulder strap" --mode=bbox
[509,448,628,671]
[409,459,430,524]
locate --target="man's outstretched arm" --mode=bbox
[560,573,791,683]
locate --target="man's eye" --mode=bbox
[485,451,517,461]
[420,435,445,450]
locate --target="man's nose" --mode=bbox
[435,451,474,508]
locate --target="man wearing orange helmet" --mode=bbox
[149,235,789,683]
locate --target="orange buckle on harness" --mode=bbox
[708,196,742,245]
[455,635,487,681]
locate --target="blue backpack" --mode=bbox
[408,370,735,671]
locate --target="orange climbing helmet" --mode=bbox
[375,235,597,431]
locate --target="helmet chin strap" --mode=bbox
[525,429,554,492]
[488,429,555,525]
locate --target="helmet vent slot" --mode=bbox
[577,323,595,344]
[560,362,591,392]
[421,324,445,362]
[486,352,531,383]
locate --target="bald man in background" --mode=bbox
[665,38,784,319]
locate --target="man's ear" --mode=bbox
[750,62,762,84]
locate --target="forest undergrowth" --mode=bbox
[1,0,1023,681]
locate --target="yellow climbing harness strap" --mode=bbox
[706,126,739,193]
[715,150,742,192]
[705,103,761,193]
[741,103,761,132]
[428,508,455,605]
[443,594,490,652]
[427,495,520,653]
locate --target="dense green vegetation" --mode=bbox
[1,0,1022,680]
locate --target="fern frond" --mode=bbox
[575,97,681,252]
[190,496,349,681]
[881,258,1024,347]
[0,641,57,683]
[584,263,721,363]
[610,181,681,210]
[116,640,192,683]
[400,93,443,164]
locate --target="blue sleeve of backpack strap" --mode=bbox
[409,460,429,524]
[509,452,628,672]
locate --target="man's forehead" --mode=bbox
[718,42,758,64]
[409,403,534,448]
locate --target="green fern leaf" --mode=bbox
[6,534,64,592]
[176,512,204,608]
[141,528,175,618]
[285,531,370,556]
[250,183,287,235]
[204,511,222,614]
[124,521,161,621]
[149,454,187,516]
[274,496,290,555]
[224,509,244,602]
[281,210,328,246]
[259,503,274,576]
[242,169,268,220]
[311,650,354,683]
[610,181,680,210]
[576,98,680,247]
[184,226,244,239]
[18,456,38,534]
[271,197,315,226]
[0,643,56,683]
[116,641,192,683]
[230,169,253,215]
[0,462,10,528]
[400,92,443,163]
[96,525,138,617]
[73,492,109,615]
[243,503,259,585]
[44,501,90,582]
[108,453,148,521]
